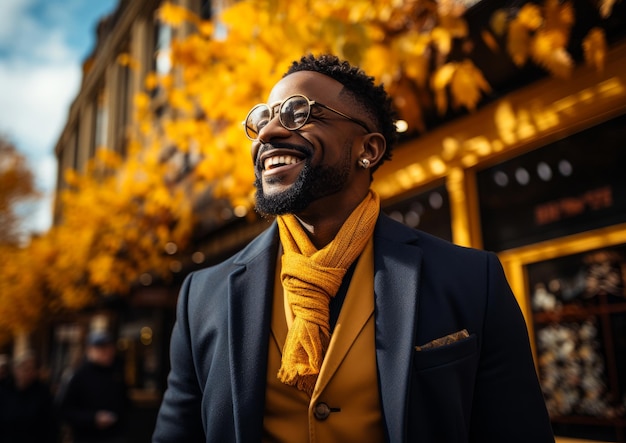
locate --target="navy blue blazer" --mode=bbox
[153,214,554,442]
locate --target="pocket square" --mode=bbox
[415,329,470,351]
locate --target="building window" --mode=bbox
[476,113,626,252]
[117,64,130,153]
[94,88,108,151]
[154,23,172,75]
[200,0,212,19]
[382,181,452,242]
[527,244,626,441]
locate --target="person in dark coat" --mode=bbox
[152,54,554,442]
[0,351,58,443]
[59,331,129,443]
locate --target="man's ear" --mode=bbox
[359,132,386,168]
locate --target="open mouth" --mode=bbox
[263,154,302,171]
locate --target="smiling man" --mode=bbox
[153,54,554,443]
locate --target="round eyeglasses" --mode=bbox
[243,94,370,140]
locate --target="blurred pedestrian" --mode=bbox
[0,351,58,443]
[58,331,129,443]
[0,354,10,387]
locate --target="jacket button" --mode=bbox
[314,402,331,420]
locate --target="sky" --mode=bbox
[0,0,119,235]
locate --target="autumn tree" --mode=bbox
[144,0,613,209]
[0,135,39,245]
[0,136,44,340]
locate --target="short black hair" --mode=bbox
[284,54,397,171]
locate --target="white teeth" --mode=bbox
[264,154,301,170]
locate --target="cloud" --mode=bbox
[0,37,81,236]
[13,154,57,236]
[0,0,82,155]
[0,0,36,44]
[0,0,117,234]
[0,61,81,156]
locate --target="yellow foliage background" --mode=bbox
[0,0,614,342]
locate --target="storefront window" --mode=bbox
[476,113,626,252]
[382,182,452,241]
[527,244,626,441]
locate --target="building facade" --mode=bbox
[52,1,217,440]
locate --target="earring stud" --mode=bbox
[359,158,370,169]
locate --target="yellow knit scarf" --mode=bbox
[276,190,380,395]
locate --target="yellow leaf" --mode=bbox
[157,2,194,28]
[532,32,573,78]
[544,0,574,30]
[64,169,80,187]
[599,0,619,18]
[450,60,491,112]
[582,27,607,72]
[438,15,468,39]
[197,20,214,37]
[517,3,543,30]
[489,9,509,36]
[94,149,122,168]
[507,19,531,66]
[432,63,457,90]
[116,53,139,70]
[404,55,430,88]
[431,27,452,57]
[481,29,500,53]
[362,45,398,85]
[88,254,115,287]
[134,92,150,112]
[431,63,457,115]
[145,72,159,90]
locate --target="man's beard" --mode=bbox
[254,154,351,216]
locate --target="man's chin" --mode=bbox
[254,186,310,216]
[253,161,347,216]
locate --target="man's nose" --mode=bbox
[256,113,291,142]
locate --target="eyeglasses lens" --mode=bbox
[245,95,312,140]
[279,96,310,130]
[245,105,270,139]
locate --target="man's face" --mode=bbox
[250,71,369,216]
[87,343,116,367]
[13,358,37,389]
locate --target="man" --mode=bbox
[59,331,129,443]
[0,354,9,387]
[153,54,554,442]
[0,352,57,443]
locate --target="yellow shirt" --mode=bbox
[263,239,385,443]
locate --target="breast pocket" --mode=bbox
[413,333,478,371]
[408,334,479,442]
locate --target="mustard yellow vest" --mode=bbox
[263,239,385,443]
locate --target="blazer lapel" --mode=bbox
[228,224,279,442]
[374,215,422,443]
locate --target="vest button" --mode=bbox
[314,402,331,420]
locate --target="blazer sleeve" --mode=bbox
[469,253,554,442]
[152,273,205,443]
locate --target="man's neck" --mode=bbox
[292,189,371,249]
[293,215,344,249]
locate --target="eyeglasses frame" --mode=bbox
[243,94,371,140]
